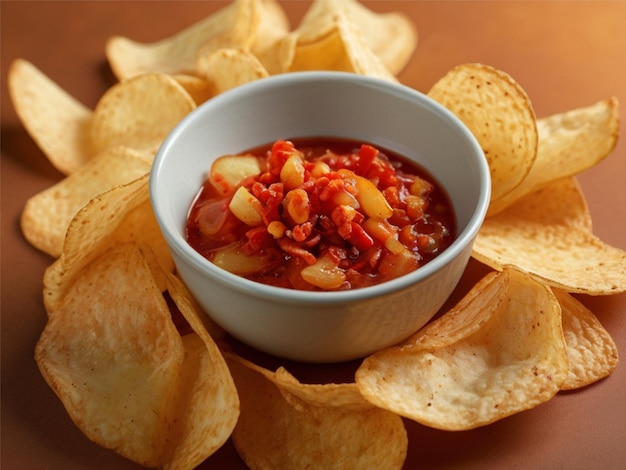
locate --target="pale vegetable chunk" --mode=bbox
[280,153,306,190]
[212,242,275,275]
[210,154,261,195]
[340,170,393,219]
[229,186,264,226]
[300,253,347,289]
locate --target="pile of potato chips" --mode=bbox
[9,0,624,468]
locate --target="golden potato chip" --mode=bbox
[172,74,216,106]
[8,59,94,175]
[289,23,347,72]
[553,289,619,390]
[355,268,568,431]
[90,73,195,155]
[254,31,298,75]
[220,355,373,411]
[20,146,152,258]
[472,177,626,294]
[289,13,397,82]
[294,0,362,42]
[268,366,373,412]
[43,175,174,311]
[295,0,417,75]
[489,97,620,215]
[226,353,408,470]
[427,63,538,203]
[248,0,291,71]
[193,0,290,77]
[166,273,226,343]
[163,274,239,469]
[106,0,260,79]
[37,242,240,468]
[196,48,269,94]
[36,242,186,467]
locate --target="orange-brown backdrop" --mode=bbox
[2,2,625,469]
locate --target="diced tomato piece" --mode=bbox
[354,144,378,175]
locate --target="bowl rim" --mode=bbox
[151,71,491,306]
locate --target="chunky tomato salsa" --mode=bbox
[186,139,456,290]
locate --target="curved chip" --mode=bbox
[172,74,216,106]
[295,0,417,75]
[20,146,152,258]
[37,243,239,468]
[248,0,291,72]
[36,242,186,467]
[356,268,568,431]
[90,73,196,155]
[105,0,260,79]
[8,59,94,175]
[489,97,620,215]
[166,273,226,342]
[254,31,298,75]
[268,366,373,412]
[427,63,538,203]
[43,175,174,312]
[554,289,619,390]
[226,353,407,470]
[472,177,626,295]
[196,48,269,94]
[289,13,397,82]
[164,274,239,469]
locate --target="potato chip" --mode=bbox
[20,146,152,258]
[163,274,239,469]
[90,73,196,155]
[36,242,186,467]
[553,289,619,390]
[294,0,417,75]
[196,48,269,94]
[489,97,620,215]
[248,0,291,71]
[427,63,538,203]
[37,242,240,468]
[254,31,299,75]
[43,175,174,311]
[226,353,408,469]
[289,13,397,82]
[8,59,94,175]
[172,74,216,106]
[166,273,226,343]
[270,367,373,411]
[472,177,626,295]
[106,0,260,79]
[232,362,373,412]
[355,268,568,431]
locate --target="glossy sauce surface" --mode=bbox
[186,138,455,290]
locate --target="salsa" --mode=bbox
[186,139,456,290]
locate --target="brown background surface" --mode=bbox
[2,1,625,469]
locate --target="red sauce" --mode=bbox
[186,138,456,290]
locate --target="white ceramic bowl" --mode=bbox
[151,71,490,363]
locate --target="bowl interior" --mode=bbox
[151,71,490,300]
